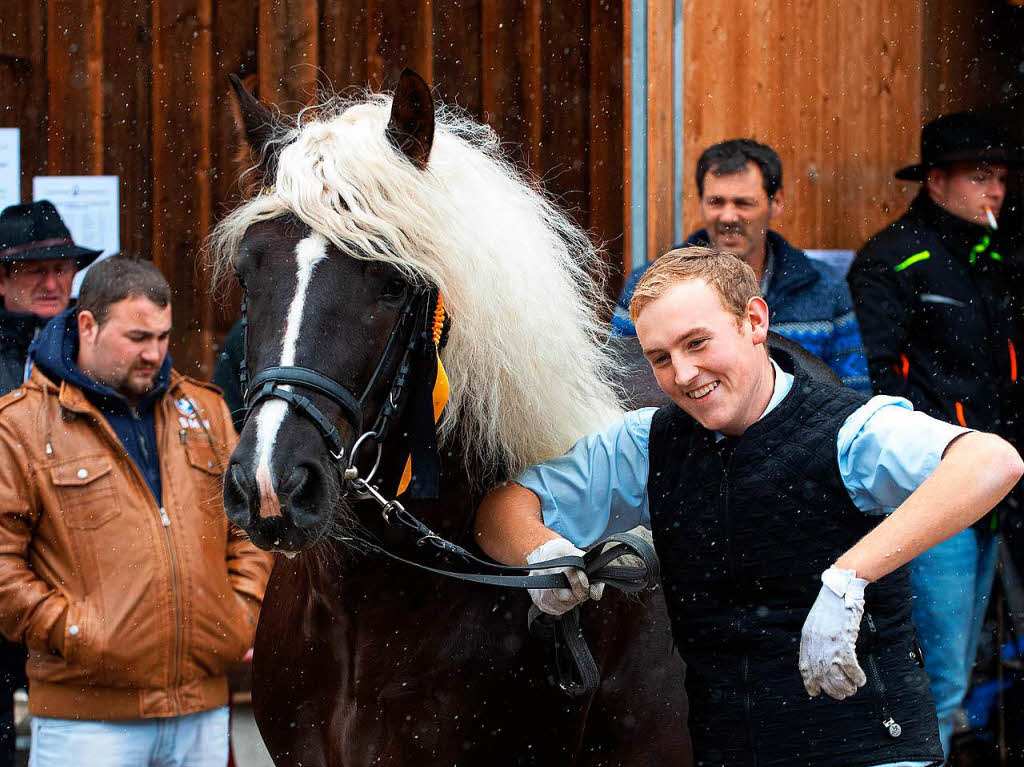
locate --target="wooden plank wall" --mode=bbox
[680,0,925,253]
[646,0,675,264]
[0,0,624,378]
[922,0,1024,119]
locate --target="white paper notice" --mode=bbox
[0,129,20,210]
[32,176,120,295]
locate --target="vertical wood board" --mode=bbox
[0,0,48,203]
[541,1,590,230]
[152,0,215,376]
[588,0,625,292]
[682,0,924,251]
[646,0,673,261]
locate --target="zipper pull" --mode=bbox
[179,429,187,445]
[882,716,902,738]
[159,507,171,527]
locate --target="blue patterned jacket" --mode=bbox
[612,230,872,393]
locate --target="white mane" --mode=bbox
[211,91,625,480]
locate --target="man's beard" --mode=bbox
[113,364,159,401]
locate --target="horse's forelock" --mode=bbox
[210,90,625,482]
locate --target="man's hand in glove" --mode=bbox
[799,565,869,700]
[525,537,605,616]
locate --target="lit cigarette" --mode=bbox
[985,206,998,230]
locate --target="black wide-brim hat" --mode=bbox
[896,110,1022,181]
[0,200,103,267]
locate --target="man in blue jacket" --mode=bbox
[614,139,871,393]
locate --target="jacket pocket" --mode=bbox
[183,432,225,477]
[50,458,121,529]
[189,593,252,676]
[182,433,229,521]
[919,293,967,308]
[61,602,97,670]
[863,613,904,741]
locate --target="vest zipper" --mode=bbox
[864,612,902,739]
[720,446,737,583]
[742,655,758,766]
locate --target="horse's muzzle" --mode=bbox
[223,457,336,551]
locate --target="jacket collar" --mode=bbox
[908,191,991,260]
[683,229,819,305]
[0,302,46,349]
[39,366,186,416]
[679,347,807,449]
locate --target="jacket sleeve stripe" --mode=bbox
[892,251,930,272]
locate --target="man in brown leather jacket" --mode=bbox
[0,255,271,766]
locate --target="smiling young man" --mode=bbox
[613,139,870,393]
[476,247,1023,766]
[848,110,1023,757]
[0,255,270,766]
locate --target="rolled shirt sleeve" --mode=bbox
[838,395,972,515]
[516,408,655,547]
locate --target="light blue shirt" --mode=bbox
[518,360,970,548]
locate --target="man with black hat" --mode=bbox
[0,200,101,395]
[0,200,100,766]
[848,109,1022,756]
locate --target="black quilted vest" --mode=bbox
[647,350,943,766]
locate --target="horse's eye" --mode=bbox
[379,278,407,302]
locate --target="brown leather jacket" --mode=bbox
[0,367,272,720]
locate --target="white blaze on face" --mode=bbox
[252,233,329,516]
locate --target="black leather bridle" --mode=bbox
[239,284,436,484]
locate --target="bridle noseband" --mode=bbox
[239,285,437,486]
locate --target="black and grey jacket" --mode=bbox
[848,192,1022,442]
[647,350,943,766]
[0,303,45,396]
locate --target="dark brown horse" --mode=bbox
[213,70,692,766]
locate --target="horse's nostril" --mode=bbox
[225,463,252,515]
[284,464,325,528]
[281,466,309,497]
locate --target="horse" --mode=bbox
[211,70,693,766]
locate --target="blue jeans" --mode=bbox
[910,527,998,757]
[29,706,228,767]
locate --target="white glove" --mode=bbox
[526,538,605,616]
[798,565,869,700]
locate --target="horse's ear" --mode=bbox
[386,69,434,170]
[228,73,289,184]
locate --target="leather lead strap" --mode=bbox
[341,527,660,697]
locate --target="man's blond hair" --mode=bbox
[628,246,761,325]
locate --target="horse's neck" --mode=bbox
[411,435,485,544]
